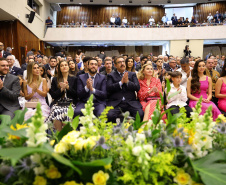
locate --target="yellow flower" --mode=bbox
[86,183,94,185]
[62,131,80,145]
[50,140,55,146]
[54,142,69,154]
[74,138,84,151]
[63,181,83,185]
[92,170,109,185]
[83,138,96,150]
[8,124,28,140]
[138,128,143,133]
[104,164,112,170]
[33,176,47,185]
[45,164,61,179]
[124,122,131,129]
[174,169,192,185]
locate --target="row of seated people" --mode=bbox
[0,55,226,131]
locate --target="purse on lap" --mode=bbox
[25,97,39,108]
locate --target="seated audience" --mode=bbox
[187,60,221,120]
[68,60,79,76]
[100,58,113,78]
[137,64,164,121]
[45,57,57,79]
[74,58,107,117]
[189,60,195,68]
[177,57,192,88]
[45,60,77,131]
[166,71,192,117]
[164,58,180,72]
[135,56,148,71]
[125,57,136,72]
[7,55,24,76]
[215,61,226,112]
[76,56,91,76]
[97,57,103,72]
[107,56,144,123]
[23,62,50,120]
[155,58,165,82]
[0,58,21,119]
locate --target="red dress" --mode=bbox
[138,78,165,120]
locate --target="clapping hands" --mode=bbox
[86,78,93,91]
[121,72,129,84]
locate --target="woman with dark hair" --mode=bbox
[125,57,135,72]
[187,60,221,120]
[215,59,226,112]
[45,60,77,131]
[68,60,79,76]
[184,45,191,57]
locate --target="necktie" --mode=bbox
[0,52,2,58]
[0,76,4,81]
[91,76,94,87]
[210,70,213,77]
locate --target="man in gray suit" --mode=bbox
[0,58,21,119]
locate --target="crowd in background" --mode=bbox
[1,41,226,132]
[48,10,226,28]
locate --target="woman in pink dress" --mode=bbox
[138,64,165,121]
[23,62,50,120]
[215,60,226,112]
[187,60,221,120]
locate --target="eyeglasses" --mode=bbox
[116,61,125,64]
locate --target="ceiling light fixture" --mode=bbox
[148,0,151,3]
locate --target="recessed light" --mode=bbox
[79,3,82,4]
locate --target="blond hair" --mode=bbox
[27,62,42,87]
[137,63,153,80]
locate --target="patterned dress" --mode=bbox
[189,76,221,120]
[25,81,50,120]
[218,78,226,112]
[138,78,165,120]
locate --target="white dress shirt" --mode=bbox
[166,83,187,109]
[149,18,155,25]
[176,67,192,88]
[110,17,115,23]
[122,18,128,24]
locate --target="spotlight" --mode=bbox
[148,0,151,3]
[167,0,171,3]
[109,0,112,2]
[90,0,93,2]
[129,0,132,3]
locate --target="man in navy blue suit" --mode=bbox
[6,55,24,76]
[106,56,144,123]
[74,58,107,117]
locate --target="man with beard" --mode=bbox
[0,58,21,119]
[74,58,107,117]
[107,56,143,123]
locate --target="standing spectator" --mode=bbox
[207,13,213,23]
[122,17,128,25]
[171,13,177,26]
[23,62,50,121]
[214,11,222,23]
[0,58,21,119]
[161,13,168,25]
[187,60,221,121]
[6,55,24,76]
[184,45,191,57]
[215,61,226,112]
[115,14,121,26]
[110,14,115,25]
[45,16,53,28]
[149,16,155,26]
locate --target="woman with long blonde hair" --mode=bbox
[137,63,165,121]
[23,62,50,120]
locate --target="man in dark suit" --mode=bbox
[214,11,222,23]
[74,58,107,117]
[45,57,57,79]
[6,55,24,76]
[107,56,144,123]
[0,58,21,119]
[76,56,91,77]
[0,42,7,58]
[171,13,177,26]
[100,58,113,79]
[21,55,34,70]
[164,58,180,72]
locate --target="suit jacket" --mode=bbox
[10,66,24,76]
[50,75,77,106]
[106,70,142,108]
[77,73,107,105]
[164,63,180,72]
[21,63,27,71]
[205,69,220,90]
[0,73,20,112]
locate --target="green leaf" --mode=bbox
[167,90,181,100]
[192,151,226,185]
[73,157,112,167]
[1,127,27,138]
[159,92,164,106]
[15,108,28,125]
[166,79,171,94]
[57,123,73,142]
[133,111,142,130]
[152,109,160,125]
[71,115,79,130]
[67,104,74,120]
[0,114,11,127]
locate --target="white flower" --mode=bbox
[125,135,134,148]
[143,144,153,154]
[30,154,41,163]
[135,133,146,143]
[34,164,45,175]
[132,146,142,156]
[145,153,151,160]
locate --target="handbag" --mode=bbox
[56,90,73,106]
[25,97,39,108]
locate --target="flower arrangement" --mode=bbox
[0,94,226,185]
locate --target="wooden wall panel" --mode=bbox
[57,5,165,25]
[194,2,226,23]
